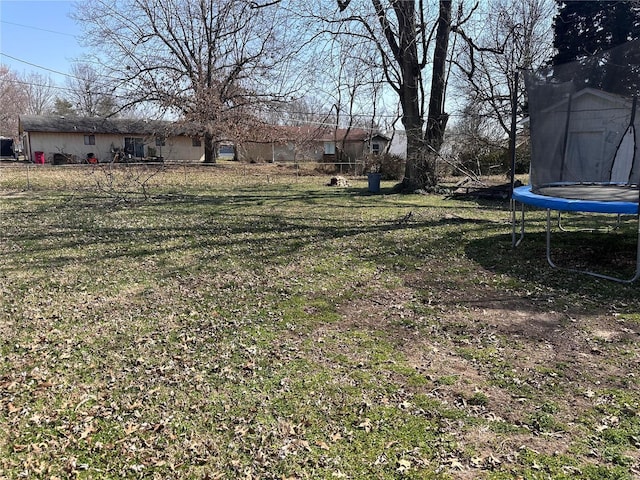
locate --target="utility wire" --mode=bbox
[0,52,77,80]
[4,78,77,94]
[0,20,77,37]
[0,52,130,97]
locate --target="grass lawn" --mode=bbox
[1,162,640,479]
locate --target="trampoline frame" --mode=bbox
[511,184,640,283]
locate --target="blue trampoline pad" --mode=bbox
[513,184,639,215]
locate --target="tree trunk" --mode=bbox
[395,0,425,191]
[425,0,451,152]
[400,0,451,192]
[203,132,217,163]
[401,126,427,192]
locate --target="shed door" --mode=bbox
[564,131,605,181]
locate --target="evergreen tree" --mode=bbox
[550,1,640,95]
[51,98,77,117]
[552,0,640,65]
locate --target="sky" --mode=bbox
[0,0,86,84]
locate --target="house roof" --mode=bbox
[19,115,195,137]
[251,124,389,144]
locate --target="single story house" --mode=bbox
[237,124,391,163]
[19,115,205,164]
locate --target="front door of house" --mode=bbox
[124,137,145,158]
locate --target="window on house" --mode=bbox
[84,135,95,145]
[372,142,381,154]
[324,142,336,155]
[155,137,165,146]
[192,137,202,147]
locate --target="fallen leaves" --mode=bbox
[396,457,412,473]
[3,167,640,479]
[356,417,373,433]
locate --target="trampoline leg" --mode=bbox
[547,208,640,283]
[556,211,572,232]
[632,213,640,282]
[546,209,558,269]
[511,199,525,248]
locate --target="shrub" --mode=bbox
[453,144,530,177]
[362,153,405,180]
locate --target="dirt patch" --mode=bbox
[322,275,640,473]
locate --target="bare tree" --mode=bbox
[21,72,56,115]
[74,0,304,163]
[254,93,333,128]
[325,36,374,160]
[453,0,554,138]
[281,28,388,169]
[65,62,119,117]
[0,65,27,137]
[331,0,454,190]
[448,97,505,175]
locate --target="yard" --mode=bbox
[1,163,640,479]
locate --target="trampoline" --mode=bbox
[512,184,640,283]
[511,39,640,283]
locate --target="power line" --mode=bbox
[3,78,76,94]
[0,52,127,96]
[0,52,77,79]
[0,20,77,38]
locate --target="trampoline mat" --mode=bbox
[534,184,640,203]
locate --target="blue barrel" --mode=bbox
[367,173,381,193]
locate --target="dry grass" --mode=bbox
[1,163,640,479]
